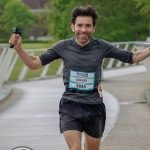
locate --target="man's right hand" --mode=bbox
[9,34,22,51]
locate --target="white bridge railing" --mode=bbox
[0,41,150,89]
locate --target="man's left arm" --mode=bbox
[132,47,150,63]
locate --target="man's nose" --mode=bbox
[81,26,86,32]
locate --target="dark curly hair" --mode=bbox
[71,5,98,26]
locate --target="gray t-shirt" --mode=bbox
[39,37,133,104]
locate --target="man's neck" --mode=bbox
[75,37,91,47]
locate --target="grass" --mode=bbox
[22,43,51,49]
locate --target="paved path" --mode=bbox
[0,77,119,150]
[0,65,149,150]
[101,67,150,150]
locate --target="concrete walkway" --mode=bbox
[0,77,119,150]
[0,65,150,150]
[101,66,150,150]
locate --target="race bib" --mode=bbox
[69,70,95,91]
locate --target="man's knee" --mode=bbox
[69,143,81,150]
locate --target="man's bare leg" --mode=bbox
[63,130,82,150]
[84,132,101,150]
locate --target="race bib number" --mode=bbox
[69,70,95,91]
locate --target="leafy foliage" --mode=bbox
[0,0,35,39]
[134,0,150,14]
[0,0,149,41]
[46,0,149,41]
[96,0,149,41]
[46,0,101,39]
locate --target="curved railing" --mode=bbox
[0,41,150,89]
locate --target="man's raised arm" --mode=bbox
[9,34,42,70]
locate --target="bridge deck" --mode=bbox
[0,77,119,150]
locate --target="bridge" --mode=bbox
[0,42,150,150]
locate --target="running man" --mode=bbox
[9,5,150,150]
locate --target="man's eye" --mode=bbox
[86,25,91,27]
[78,24,82,27]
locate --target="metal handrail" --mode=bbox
[0,41,150,89]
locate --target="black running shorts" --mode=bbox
[59,99,106,138]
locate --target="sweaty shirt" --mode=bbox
[39,37,133,104]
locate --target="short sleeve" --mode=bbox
[39,49,60,66]
[39,40,66,66]
[105,46,133,64]
[100,40,133,64]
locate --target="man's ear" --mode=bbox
[71,24,75,32]
[92,25,96,33]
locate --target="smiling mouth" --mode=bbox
[79,33,89,39]
[79,33,88,36]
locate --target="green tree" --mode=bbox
[0,0,35,39]
[46,0,101,40]
[46,0,149,41]
[134,0,150,35]
[0,0,11,14]
[0,0,11,39]
[96,0,149,41]
[134,0,150,14]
